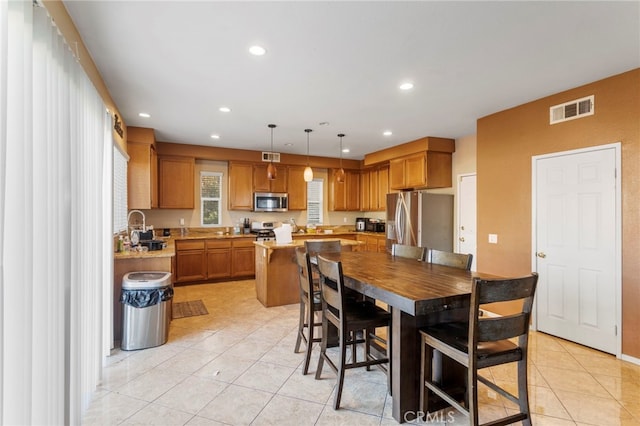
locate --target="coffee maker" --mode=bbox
[355,217,367,232]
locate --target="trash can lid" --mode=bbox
[123,271,172,289]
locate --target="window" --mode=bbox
[307,178,324,224]
[201,171,222,226]
[113,145,128,233]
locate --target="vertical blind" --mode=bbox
[113,145,128,233]
[1,2,110,424]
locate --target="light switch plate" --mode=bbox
[488,234,498,244]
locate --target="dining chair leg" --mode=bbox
[468,365,479,426]
[518,357,532,426]
[334,327,348,409]
[294,298,305,354]
[315,315,328,380]
[302,304,314,375]
[419,337,433,416]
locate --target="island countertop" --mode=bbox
[253,238,362,250]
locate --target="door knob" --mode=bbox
[459,237,465,242]
[536,252,546,258]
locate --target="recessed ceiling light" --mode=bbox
[219,107,231,113]
[249,45,266,56]
[138,112,151,118]
[383,130,393,136]
[399,82,414,91]
[342,148,350,153]
[210,134,220,139]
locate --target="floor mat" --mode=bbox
[172,300,209,319]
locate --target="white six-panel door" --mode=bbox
[533,144,620,355]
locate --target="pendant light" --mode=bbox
[266,124,277,180]
[336,133,346,184]
[303,129,313,182]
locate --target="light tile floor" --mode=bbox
[83,280,640,425]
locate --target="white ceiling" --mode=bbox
[64,1,639,160]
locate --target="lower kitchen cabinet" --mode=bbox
[175,237,255,282]
[231,238,255,277]
[175,240,206,282]
[206,240,232,279]
[356,233,387,253]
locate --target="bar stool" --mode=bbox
[315,254,391,409]
[293,247,323,375]
[419,273,538,426]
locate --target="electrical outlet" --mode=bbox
[488,234,498,244]
[179,218,185,226]
[343,217,348,223]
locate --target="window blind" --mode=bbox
[113,145,128,233]
[307,178,323,224]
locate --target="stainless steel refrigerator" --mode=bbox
[386,192,453,252]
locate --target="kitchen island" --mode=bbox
[253,238,361,307]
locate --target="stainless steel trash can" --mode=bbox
[120,271,173,350]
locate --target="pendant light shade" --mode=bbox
[336,133,346,183]
[266,124,277,180]
[303,128,313,182]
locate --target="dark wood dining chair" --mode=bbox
[392,243,426,260]
[315,254,391,409]
[427,248,473,270]
[293,246,323,375]
[419,273,538,426]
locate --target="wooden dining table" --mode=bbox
[318,250,496,423]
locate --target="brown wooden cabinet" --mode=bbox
[329,169,360,211]
[356,233,386,252]
[127,127,158,209]
[228,162,254,210]
[360,165,389,212]
[231,238,255,277]
[389,151,452,190]
[175,240,206,282]
[206,240,232,279]
[253,163,287,193]
[286,166,307,210]
[175,237,255,282]
[158,155,195,208]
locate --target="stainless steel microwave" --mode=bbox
[254,192,288,212]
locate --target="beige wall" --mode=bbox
[476,68,640,358]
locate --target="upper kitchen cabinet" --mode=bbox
[360,165,389,212]
[286,165,307,210]
[329,168,360,211]
[228,162,253,210]
[253,163,287,193]
[366,136,454,191]
[158,155,195,208]
[127,127,158,209]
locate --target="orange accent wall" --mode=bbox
[477,68,640,358]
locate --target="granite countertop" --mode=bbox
[254,238,362,250]
[113,228,366,260]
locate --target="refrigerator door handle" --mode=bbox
[395,195,404,245]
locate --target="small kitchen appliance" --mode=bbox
[365,218,386,233]
[355,217,367,232]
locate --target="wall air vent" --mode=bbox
[261,152,281,163]
[550,95,594,124]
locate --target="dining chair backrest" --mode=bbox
[470,274,538,347]
[392,243,426,261]
[295,246,313,296]
[304,239,342,258]
[316,254,346,324]
[427,249,473,271]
